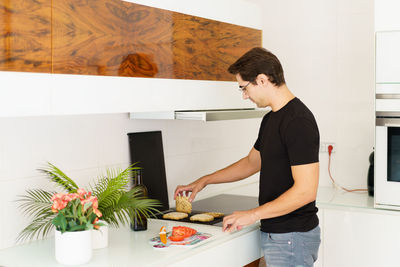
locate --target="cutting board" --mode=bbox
[149,231,212,249]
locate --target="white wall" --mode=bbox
[123,0,261,29]
[260,0,375,188]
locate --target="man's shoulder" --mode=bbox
[280,99,318,134]
[284,98,315,121]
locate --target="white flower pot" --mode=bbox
[55,229,93,265]
[92,221,108,249]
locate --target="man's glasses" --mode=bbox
[238,81,251,93]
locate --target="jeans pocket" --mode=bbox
[262,232,294,266]
[268,232,293,245]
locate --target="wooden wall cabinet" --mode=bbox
[0,0,52,72]
[1,0,261,81]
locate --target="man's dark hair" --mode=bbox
[228,47,286,86]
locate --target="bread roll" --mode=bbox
[176,195,192,214]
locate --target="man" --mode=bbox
[174,47,320,267]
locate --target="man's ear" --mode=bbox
[256,74,270,85]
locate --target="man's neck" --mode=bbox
[269,84,295,112]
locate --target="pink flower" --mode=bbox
[89,196,102,217]
[77,188,87,199]
[80,195,102,218]
[81,195,94,206]
[64,193,79,202]
[51,193,68,212]
[51,200,67,212]
[51,193,65,202]
[91,196,99,210]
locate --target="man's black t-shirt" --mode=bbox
[254,97,320,233]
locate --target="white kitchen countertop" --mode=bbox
[316,186,374,210]
[0,218,261,267]
[1,184,397,267]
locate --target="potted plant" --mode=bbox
[17,162,161,245]
[51,188,102,265]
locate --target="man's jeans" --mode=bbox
[260,226,321,267]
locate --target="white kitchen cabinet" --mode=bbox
[375,31,400,84]
[171,228,261,267]
[0,69,254,117]
[375,0,400,31]
[321,208,400,267]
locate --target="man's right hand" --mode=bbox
[174,178,207,202]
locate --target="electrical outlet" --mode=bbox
[327,143,336,153]
[320,142,336,153]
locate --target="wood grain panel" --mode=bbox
[52,0,173,78]
[53,0,261,81]
[0,0,260,80]
[172,13,261,81]
[0,0,51,72]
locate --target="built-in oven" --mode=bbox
[375,111,400,209]
[375,30,400,209]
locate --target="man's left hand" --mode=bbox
[222,210,260,233]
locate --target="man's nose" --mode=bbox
[242,92,249,100]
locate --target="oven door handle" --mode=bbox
[376,117,400,127]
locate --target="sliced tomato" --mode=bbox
[172,227,186,237]
[189,227,197,235]
[169,235,185,241]
[172,226,197,238]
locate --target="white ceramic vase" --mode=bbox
[55,229,93,265]
[92,221,109,249]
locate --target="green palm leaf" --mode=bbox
[92,165,138,201]
[18,189,53,216]
[17,211,56,242]
[38,162,78,192]
[99,187,161,227]
[90,164,161,226]
[16,189,56,242]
